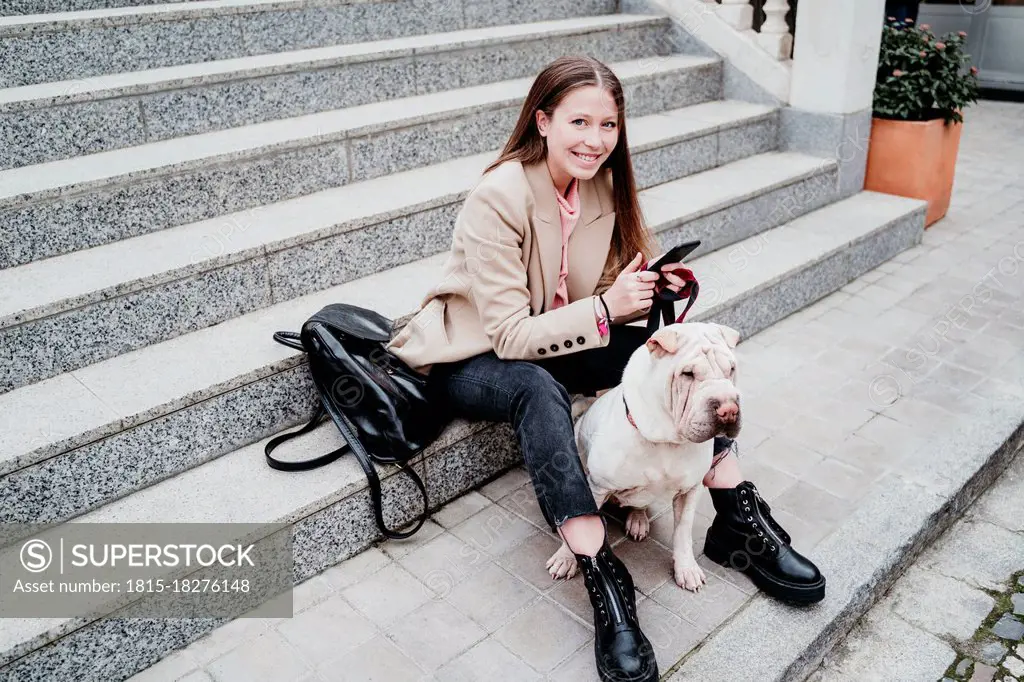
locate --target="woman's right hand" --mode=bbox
[601,252,660,319]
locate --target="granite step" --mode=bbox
[0,176,917,540]
[0,14,675,169]
[0,148,828,516]
[2,0,203,17]
[0,54,721,270]
[0,100,779,394]
[0,149,831,527]
[0,189,927,682]
[0,0,618,85]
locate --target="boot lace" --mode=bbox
[600,551,637,622]
[582,559,610,628]
[739,485,788,554]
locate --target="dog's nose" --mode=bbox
[716,401,739,423]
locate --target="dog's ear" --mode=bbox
[711,324,740,349]
[645,327,680,358]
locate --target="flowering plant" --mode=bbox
[873,17,980,124]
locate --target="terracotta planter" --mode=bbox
[864,116,964,227]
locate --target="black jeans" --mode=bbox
[428,324,735,532]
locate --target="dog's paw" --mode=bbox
[673,557,707,592]
[546,543,578,580]
[625,508,650,541]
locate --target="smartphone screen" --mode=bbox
[645,240,701,272]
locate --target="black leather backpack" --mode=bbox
[267,304,451,539]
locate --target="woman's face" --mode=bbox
[536,85,620,193]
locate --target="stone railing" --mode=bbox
[708,0,795,60]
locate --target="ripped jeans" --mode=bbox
[426,324,735,532]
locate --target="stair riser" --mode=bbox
[694,208,925,339]
[1,22,671,169]
[0,211,926,681]
[634,116,778,192]
[1,168,853,533]
[658,165,836,260]
[0,113,767,397]
[0,0,617,87]
[0,365,315,527]
[2,0,203,16]
[0,61,722,269]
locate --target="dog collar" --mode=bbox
[621,394,639,430]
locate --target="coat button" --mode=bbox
[564,340,572,348]
[538,348,546,355]
[577,336,586,344]
[550,344,559,352]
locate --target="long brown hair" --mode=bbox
[483,56,656,293]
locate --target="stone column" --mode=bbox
[783,0,887,198]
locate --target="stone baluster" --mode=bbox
[756,0,794,59]
[715,0,753,32]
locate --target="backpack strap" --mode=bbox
[265,404,348,471]
[265,400,428,540]
[314,386,429,540]
[272,331,305,352]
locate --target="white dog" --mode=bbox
[546,322,742,592]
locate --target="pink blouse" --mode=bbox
[549,177,580,310]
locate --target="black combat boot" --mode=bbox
[704,481,826,604]
[574,540,658,682]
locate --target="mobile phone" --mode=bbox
[644,240,701,272]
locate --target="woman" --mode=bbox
[387,56,824,681]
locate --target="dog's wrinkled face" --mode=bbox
[644,322,742,443]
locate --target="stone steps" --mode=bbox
[0,0,617,85]
[0,14,674,168]
[0,99,777,393]
[0,54,720,271]
[0,189,926,681]
[1,148,838,528]
[2,0,203,17]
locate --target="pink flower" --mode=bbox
[905,17,914,23]
[887,15,896,20]
[935,42,946,50]
[970,66,979,75]
[921,23,930,30]
[893,69,904,77]
[958,31,967,38]
[920,50,928,57]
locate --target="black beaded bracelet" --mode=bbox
[598,294,611,322]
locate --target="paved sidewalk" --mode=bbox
[809,449,1024,682]
[129,99,1024,682]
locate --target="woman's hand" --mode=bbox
[658,261,690,293]
[601,252,660,319]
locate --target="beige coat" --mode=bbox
[387,158,642,376]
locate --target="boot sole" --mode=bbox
[704,537,826,605]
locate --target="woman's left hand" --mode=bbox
[658,261,689,293]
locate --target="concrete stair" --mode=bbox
[1,14,676,168]
[0,0,928,679]
[3,0,202,16]
[2,148,849,524]
[0,0,618,84]
[0,54,721,270]
[0,99,780,391]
